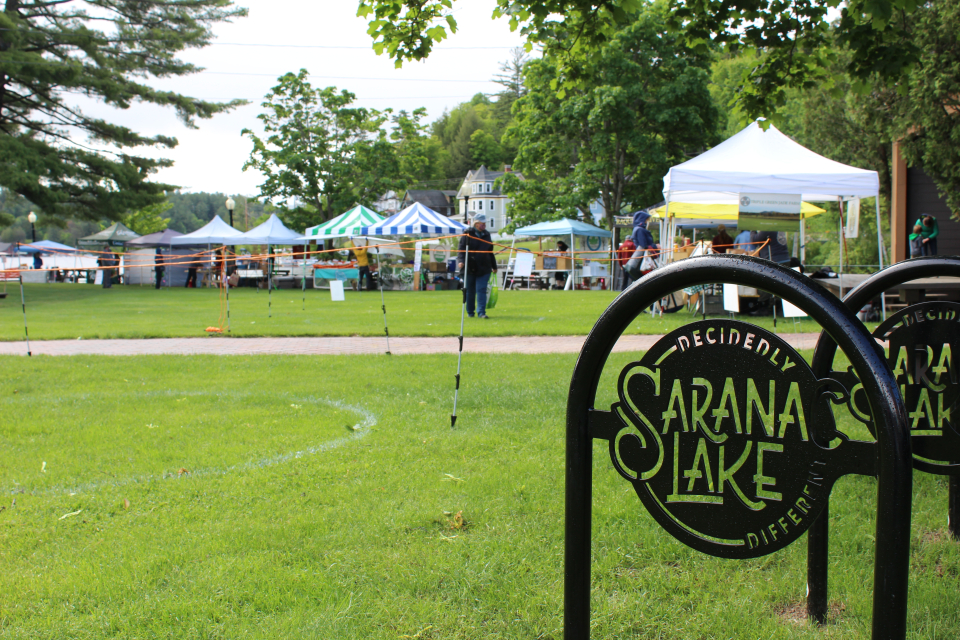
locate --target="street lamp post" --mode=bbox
[27,211,37,243]
[225,197,235,228]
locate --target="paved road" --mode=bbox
[0,333,823,356]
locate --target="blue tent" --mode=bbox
[359,202,467,236]
[513,218,611,291]
[513,218,611,238]
[20,240,79,253]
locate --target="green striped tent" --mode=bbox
[302,205,384,239]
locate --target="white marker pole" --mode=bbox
[451,241,468,428]
[19,274,31,356]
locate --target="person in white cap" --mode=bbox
[457,213,498,319]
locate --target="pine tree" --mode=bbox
[0,0,247,222]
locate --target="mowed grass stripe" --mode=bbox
[0,283,832,340]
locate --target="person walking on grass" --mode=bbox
[457,213,497,319]
[916,214,939,256]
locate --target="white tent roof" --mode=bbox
[663,121,879,202]
[170,215,243,246]
[228,214,302,245]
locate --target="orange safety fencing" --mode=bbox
[10,234,775,274]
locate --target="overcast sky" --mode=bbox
[83,0,527,199]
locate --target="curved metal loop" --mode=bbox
[806,256,960,630]
[565,254,911,640]
[811,256,960,377]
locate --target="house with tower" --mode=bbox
[456,165,522,234]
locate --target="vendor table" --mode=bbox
[815,274,960,301]
[505,267,609,290]
[313,266,359,289]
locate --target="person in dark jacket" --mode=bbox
[154,248,165,289]
[98,247,114,288]
[630,210,656,252]
[711,225,734,253]
[457,213,498,319]
[750,230,790,264]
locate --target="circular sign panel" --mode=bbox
[607,319,853,558]
[873,301,960,474]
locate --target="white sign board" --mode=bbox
[845,197,860,239]
[514,252,534,277]
[723,283,740,313]
[782,267,808,317]
[94,269,103,285]
[413,241,423,272]
[329,280,345,301]
[781,298,807,318]
[739,193,802,232]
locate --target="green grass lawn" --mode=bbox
[1,353,957,639]
[0,283,834,341]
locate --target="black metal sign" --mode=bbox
[833,301,960,471]
[877,302,960,472]
[566,255,911,640]
[807,257,960,627]
[593,319,872,558]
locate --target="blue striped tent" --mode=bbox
[359,202,467,236]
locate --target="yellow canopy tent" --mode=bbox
[649,201,825,220]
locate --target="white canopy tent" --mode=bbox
[229,214,301,245]
[170,215,243,246]
[661,120,883,297]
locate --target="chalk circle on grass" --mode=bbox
[330,280,345,301]
[1,392,376,496]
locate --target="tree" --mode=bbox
[469,130,503,169]
[492,47,530,103]
[124,202,171,236]
[242,70,401,231]
[0,0,247,222]
[504,3,719,231]
[894,0,960,215]
[357,0,920,121]
[496,171,576,231]
[710,45,896,203]
[390,108,444,189]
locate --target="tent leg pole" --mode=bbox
[268,244,272,318]
[452,242,468,427]
[226,251,231,333]
[800,218,806,264]
[302,252,306,312]
[876,197,886,321]
[838,200,845,299]
[19,274,30,357]
[377,252,391,355]
[571,232,575,291]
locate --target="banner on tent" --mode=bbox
[845,198,860,239]
[738,193,801,232]
[414,242,423,273]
